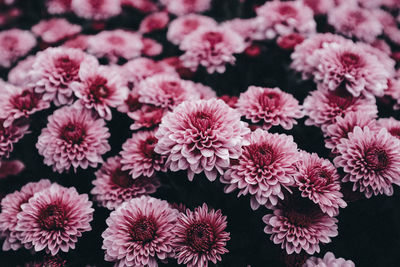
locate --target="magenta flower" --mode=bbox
[155,99,250,181]
[0,119,29,161]
[16,184,93,255]
[36,105,110,173]
[102,196,178,267]
[304,252,355,267]
[91,156,160,210]
[334,126,400,198]
[221,129,298,210]
[160,0,212,16]
[237,86,303,130]
[173,203,230,267]
[31,18,81,44]
[71,0,121,20]
[120,130,167,179]
[0,29,36,68]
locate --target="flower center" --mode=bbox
[365,147,389,171]
[308,167,331,185]
[139,136,158,159]
[55,56,80,83]
[125,93,141,112]
[202,31,223,46]
[89,76,110,102]
[1,35,18,50]
[111,167,134,188]
[259,91,281,111]
[38,204,66,231]
[246,143,275,167]
[10,90,40,112]
[130,216,157,243]
[107,35,124,45]
[388,128,400,139]
[186,222,214,253]
[349,11,366,24]
[327,89,356,110]
[89,0,104,9]
[191,111,213,133]
[60,122,86,144]
[340,52,361,68]
[278,4,297,17]
[183,19,200,31]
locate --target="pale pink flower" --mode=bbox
[377,117,400,140]
[71,0,121,20]
[304,252,355,267]
[62,35,90,50]
[7,56,36,86]
[141,37,163,57]
[0,29,36,68]
[301,0,335,15]
[139,11,169,34]
[160,0,212,16]
[32,18,81,44]
[46,0,72,14]
[222,18,265,41]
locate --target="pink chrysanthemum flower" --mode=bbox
[0,179,51,251]
[167,14,217,45]
[263,197,338,254]
[139,11,169,34]
[138,74,201,110]
[87,30,143,63]
[7,56,36,86]
[141,37,163,57]
[334,126,400,198]
[120,130,167,179]
[0,119,29,161]
[180,26,246,74]
[0,84,50,128]
[221,129,298,210]
[276,33,305,50]
[301,0,334,15]
[0,29,36,68]
[237,86,303,130]
[327,4,382,43]
[377,117,400,140]
[304,252,355,267]
[160,0,212,16]
[222,18,265,42]
[71,62,128,120]
[91,156,160,210]
[31,18,81,44]
[303,89,378,131]
[311,42,390,98]
[325,111,378,153]
[293,152,347,217]
[155,99,250,181]
[30,47,98,106]
[36,105,110,173]
[46,0,72,14]
[172,203,230,267]
[71,0,121,20]
[129,104,166,131]
[255,1,316,39]
[62,34,89,50]
[16,184,93,255]
[102,196,178,267]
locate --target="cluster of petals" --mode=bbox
[237,86,303,130]
[7,56,36,86]
[139,11,169,34]
[31,18,81,44]
[121,0,158,13]
[71,0,121,20]
[377,117,400,140]
[0,119,29,160]
[304,252,355,267]
[301,0,335,15]
[46,0,73,14]
[221,18,265,42]
[160,0,212,16]
[0,29,36,68]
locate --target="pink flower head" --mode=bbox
[0,119,29,160]
[221,129,298,210]
[304,252,355,267]
[155,99,250,181]
[139,11,169,34]
[138,74,201,110]
[301,0,335,15]
[141,37,162,57]
[46,0,73,14]
[31,47,98,106]
[195,82,216,99]
[31,18,81,44]
[121,0,157,13]
[87,30,143,63]
[334,126,400,198]
[160,0,212,16]
[377,117,400,140]
[0,29,36,68]
[179,26,246,74]
[221,18,265,42]
[7,56,36,86]
[62,35,90,50]
[303,88,378,132]
[327,4,382,43]
[71,62,129,120]
[173,203,230,267]
[0,179,51,251]
[237,86,303,130]
[102,196,178,267]
[293,152,347,217]
[36,105,110,173]
[120,130,167,179]
[71,0,121,20]
[16,184,93,255]
[276,33,304,50]
[167,14,217,45]
[255,1,316,39]
[325,111,378,152]
[91,156,160,210]
[263,196,338,254]
[129,104,166,131]
[311,42,390,98]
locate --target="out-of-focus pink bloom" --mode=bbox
[222,18,264,41]
[0,160,25,178]
[46,0,73,14]
[161,56,194,78]
[71,0,121,20]
[301,0,334,15]
[0,119,29,161]
[277,33,304,50]
[139,11,169,34]
[219,95,238,108]
[160,0,212,16]
[244,44,262,57]
[7,56,36,86]
[0,29,36,68]
[22,255,67,267]
[356,41,395,77]
[62,35,90,50]
[304,252,355,267]
[378,117,400,140]
[195,82,216,99]
[141,37,163,57]
[129,104,166,131]
[121,0,158,13]
[31,18,81,44]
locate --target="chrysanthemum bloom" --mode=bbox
[160,0,212,16]
[30,47,98,106]
[36,105,110,173]
[180,26,246,74]
[237,86,303,130]
[102,196,178,267]
[172,203,230,267]
[138,74,201,110]
[31,18,81,44]
[120,130,167,179]
[7,56,36,86]
[155,99,250,181]
[16,184,93,255]
[293,152,347,217]
[334,126,400,198]
[301,0,334,15]
[304,252,355,267]
[263,197,338,254]
[46,0,72,14]
[255,1,316,39]
[0,160,25,178]
[71,0,121,20]
[325,111,378,153]
[221,18,265,42]
[0,119,29,161]
[0,84,50,128]
[0,179,51,251]
[91,156,160,210]
[276,33,304,50]
[167,14,217,45]
[221,129,298,210]
[311,42,390,98]
[62,35,89,50]
[377,117,400,140]
[303,88,378,131]
[327,4,382,43]
[129,104,166,131]
[121,0,157,13]
[0,29,36,68]
[71,62,128,120]
[139,12,169,34]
